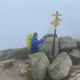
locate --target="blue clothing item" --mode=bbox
[31,38,43,53]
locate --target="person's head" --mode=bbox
[33,32,38,38]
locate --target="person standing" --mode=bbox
[31,32,43,53]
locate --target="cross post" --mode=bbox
[50,11,62,62]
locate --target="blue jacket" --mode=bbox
[31,38,43,53]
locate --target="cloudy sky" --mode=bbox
[0,0,80,50]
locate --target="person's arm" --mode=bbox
[32,38,42,44]
[32,38,43,45]
[38,39,43,43]
[40,36,47,42]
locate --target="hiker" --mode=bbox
[31,32,44,53]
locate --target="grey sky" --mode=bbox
[0,0,80,50]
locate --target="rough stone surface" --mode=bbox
[69,49,80,64]
[19,67,33,80]
[0,59,14,68]
[48,52,72,80]
[0,59,29,80]
[66,65,80,80]
[59,36,77,52]
[30,51,50,80]
[40,36,59,59]
[77,40,80,49]
[39,34,54,53]
[44,37,54,43]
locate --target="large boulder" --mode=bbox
[39,35,54,53]
[59,36,77,52]
[30,51,50,80]
[40,34,59,60]
[69,49,80,64]
[48,52,72,80]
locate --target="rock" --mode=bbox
[67,65,80,80]
[42,34,54,39]
[59,36,77,52]
[19,68,28,76]
[25,59,31,68]
[39,34,54,54]
[39,42,52,54]
[48,52,72,80]
[0,59,14,68]
[44,37,54,43]
[19,67,33,80]
[69,49,80,64]
[30,51,50,80]
[40,36,59,60]
[77,40,80,49]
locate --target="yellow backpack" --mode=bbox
[27,34,33,50]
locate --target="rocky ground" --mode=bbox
[64,64,80,80]
[0,59,30,80]
[0,34,80,80]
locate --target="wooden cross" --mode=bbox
[51,11,62,27]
